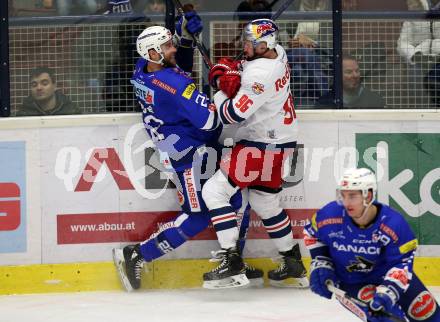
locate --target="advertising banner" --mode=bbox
[0,141,27,253]
[0,116,438,265]
[357,132,440,245]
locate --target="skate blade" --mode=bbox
[112,248,134,292]
[203,273,250,289]
[269,276,310,288]
[247,277,264,288]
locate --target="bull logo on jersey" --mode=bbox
[252,82,264,94]
[347,256,374,273]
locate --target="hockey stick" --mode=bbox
[271,0,295,21]
[234,0,296,60]
[327,283,408,322]
[172,0,213,68]
[267,0,281,10]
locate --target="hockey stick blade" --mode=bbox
[327,282,408,322]
[172,0,213,68]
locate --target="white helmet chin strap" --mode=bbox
[351,191,374,220]
[339,189,374,221]
[150,54,164,65]
[355,198,373,220]
[147,46,165,65]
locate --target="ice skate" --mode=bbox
[112,244,144,292]
[244,262,264,287]
[203,247,249,289]
[268,244,309,288]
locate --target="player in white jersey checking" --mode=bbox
[201,19,309,289]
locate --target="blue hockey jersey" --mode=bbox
[304,201,418,291]
[131,58,221,171]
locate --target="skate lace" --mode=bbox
[209,249,227,262]
[244,262,256,272]
[272,256,286,273]
[134,258,144,279]
[208,250,229,273]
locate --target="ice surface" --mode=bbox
[1,287,439,322]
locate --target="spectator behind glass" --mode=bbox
[235,0,272,21]
[56,0,98,16]
[290,0,330,49]
[316,55,385,108]
[8,0,17,16]
[398,0,440,107]
[144,0,165,14]
[103,0,133,14]
[287,0,332,106]
[289,0,359,49]
[17,67,81,116]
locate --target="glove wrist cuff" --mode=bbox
[310,256,334,272]
[314,255,333,264]
[174,34,195,48]
[376,285,399,305]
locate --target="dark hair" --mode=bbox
[29,67,56,84]
[342,54,358,63]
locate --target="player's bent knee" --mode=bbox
[202,171,238,209]
[176,212,210,238]
[249,189,282,219]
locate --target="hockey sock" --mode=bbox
[210,206,239,249]
[262,210,294,252]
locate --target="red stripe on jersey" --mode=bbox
[265,217,290,232]
[222,102,236,124]
[211,213,236,224]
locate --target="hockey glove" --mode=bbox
[218,70,241,99]
[368,284,409,322]
[208,57,241,89]
[175,10,203,48]
[310,256,338,299]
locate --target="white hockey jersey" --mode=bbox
[214,44,298,147]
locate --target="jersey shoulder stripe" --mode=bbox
[219,98,245,124]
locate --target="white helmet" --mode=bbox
[136,26,173,64]
[337,168,377,204]
[242,19,279,49]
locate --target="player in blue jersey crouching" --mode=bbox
[112,8,263,292]
[304,168,439,322]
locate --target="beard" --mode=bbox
[162,56,176,68]
[245,47,270,61]
[245,53,256,61]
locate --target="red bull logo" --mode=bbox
[253,23,275,38]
